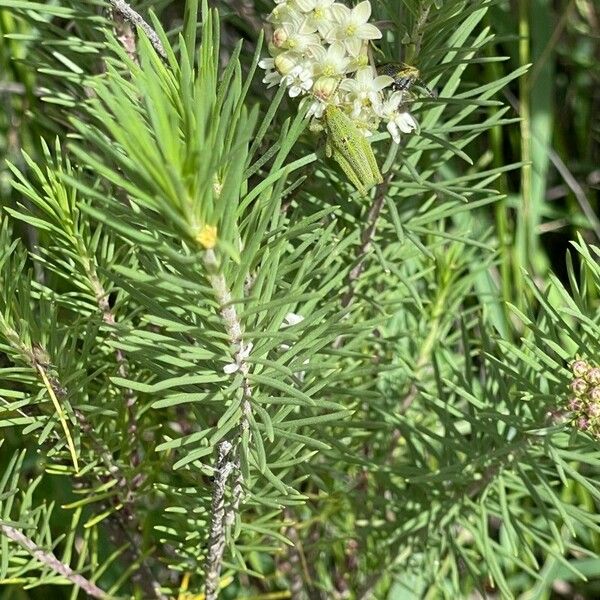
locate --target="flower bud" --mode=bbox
[275,52,298,75]
[568,397,582,412]
[587,367,600,385]
[590,387,600,403]
[578,417,590,430]
[589,403,600,417]
[571,359,589,378]
[313,76,339,101]
[571,378,588,396]
[272,28,288,48]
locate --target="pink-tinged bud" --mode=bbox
[571,359,589,378]
[590,387,600,403]
[578,417,590,430]
[571,378,588,396]
[568,397,582,412]
[274,53,297,75]
[587,367,600,385]
[589,403,600,417]
[272,28,288,48]
[313,77,339,101]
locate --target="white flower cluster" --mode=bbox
[259,0,418,144]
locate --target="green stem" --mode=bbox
[516,0,532,309]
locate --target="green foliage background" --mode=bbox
[0,0,599,598]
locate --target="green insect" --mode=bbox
[323,104,383,197]
[376,63,435,97]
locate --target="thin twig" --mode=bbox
[0,524,108,599]
[340,173,395,310]
[203,249,253,600]
[108,0,167,59]
[204,441,235,600]
[340,0,434,325]
[204,249,253,424]
[0,318,164,599]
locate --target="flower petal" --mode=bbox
[328,41,347,61]
[295,0,316,11]
[353,0,372,24]
[309,44,327,61]
[373,75,394,90]
[329,3,350,22]
[387,121,401,144]
[344,37,363,57]
[356,23,382,39]
[397,112,418,133]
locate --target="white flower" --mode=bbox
[309,41,349,78]
[279,313,308,380]
[258,58,283,88]
[239,341,253,359]
[295,0,330,10]
[282,64,314,97]
[272,13,320,53]
[274,51,304,74]
[223,362,239,375]
[283,312,304,327]
[377,92,418,143]
[279,312,305,347]
[307,99,326,119]
[340,67,393,112]
[350,105,381,137]
[267,2,299,25]
[223,341,254,374]
[295,0,336,35]
[329,1,382,56]
[346,48,370,74]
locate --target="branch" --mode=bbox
[0,524,108,599]
[203,249,254,600]
[204,249,253,422]
[108,0,167,59]
[0,319,164,599]
[340,173,394,310]
[203,441,235,600]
